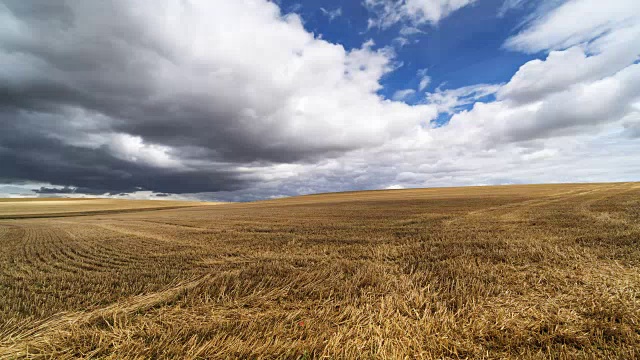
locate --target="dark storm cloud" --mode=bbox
[33,186,77,194]
[0,1,357,160]
[0,115,249,194]
[0,0,362,195]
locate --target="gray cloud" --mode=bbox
[0,0,432,196]
[623,120,640,138]
[0,113,249,194]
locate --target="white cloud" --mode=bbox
[497,44,640,104]
[417,68,431,91]
[107,134,184,169]
[392,89,416,101]
[505,0,640,53]
[241,0,640,197]
[399,26,424,36]
[320,7,342,21]
[365,0,476,28]
[426,83,502,113]
[458,0,640,146]
[334,0,640,193]
[385,184,405,190]
[392,37,410,47]
[521,148,558,161]
[497,0,529,17]
[442,63,640,146]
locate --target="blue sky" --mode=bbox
[279,0,537,101]
[0,0,639,200]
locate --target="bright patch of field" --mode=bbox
[0,198,222,219]
[0,183,639,358]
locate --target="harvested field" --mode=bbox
[0,198,220,219]
[0,183,639,359]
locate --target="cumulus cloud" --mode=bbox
[1,1,430,161]
[447,63,639,143]
[482,0,640,141]
[497,1,640,108]
[424,0,640,167]
[0,0,436,196]
[358,0,640,193]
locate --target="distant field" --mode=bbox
[1,183,639,358]
[0,198,221,218]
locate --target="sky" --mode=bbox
[0,0,639,201]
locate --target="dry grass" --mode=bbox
[0,183,639,359]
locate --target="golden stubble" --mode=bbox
[0,183,638,359]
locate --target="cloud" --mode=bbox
[0,115,250,194]
[497,0,529,17]
[363,0,640,193]
[432,0,640,150]
[477,0,640,161]
[385,184,405,190]
[623,115,640,138]
[392,37,410,48]
[520,148,558,162]
[498,0,640,108]
[392,89,416,101]
[426,83,502,113]
[365,0,476,28]
[417,68,431,91]
[33,186,78,194]
[505,0,640,53]
[320,7,342,21]
[399,26,424,36]
[0,1,421,162]
[0,0,436,195]
[442,63,640,147]
[497,46,640,105]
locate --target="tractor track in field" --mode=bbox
[0,205,205,220]
[0,274,213,359]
